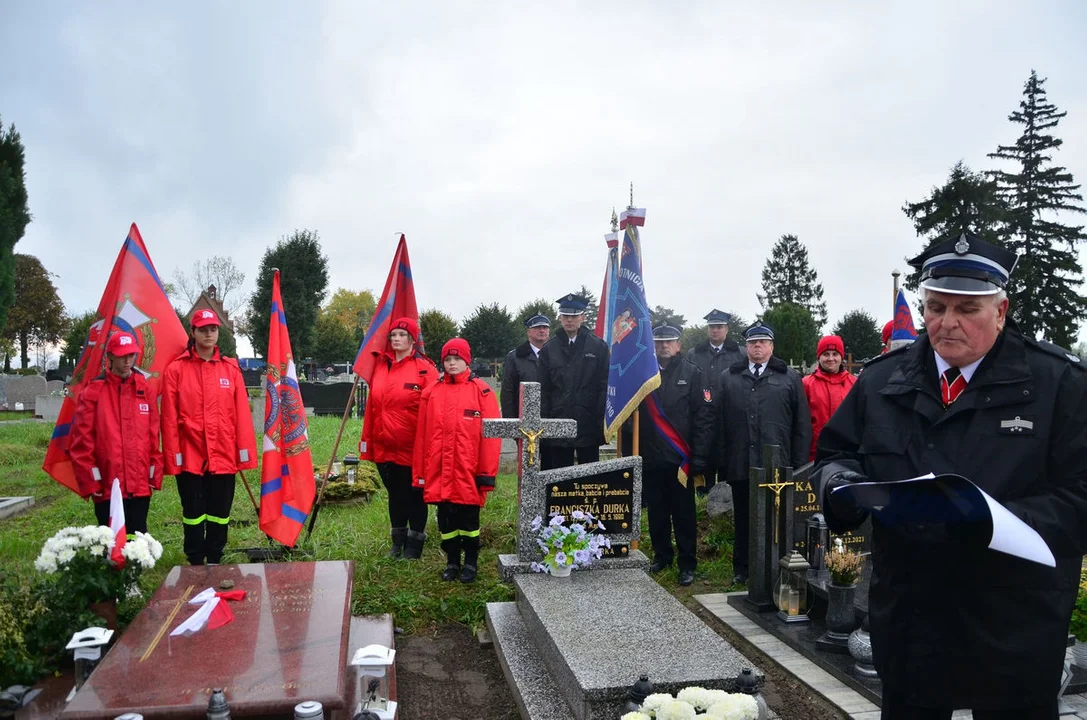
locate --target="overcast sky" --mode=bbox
[4,1,1087,359]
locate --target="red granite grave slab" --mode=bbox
[60,561,354,719]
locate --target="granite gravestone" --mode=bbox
[6,375,47,412]
[61,561,356,719]
[482,382,648,579]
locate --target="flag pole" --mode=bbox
[306,375,360,538]
[238,469,260,514]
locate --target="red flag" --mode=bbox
[259,270,316,547]
[43,224,188,494]
[352,234,421,384]
[108,477,126,567]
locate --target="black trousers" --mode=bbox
[543,444,600,470]
[378,462,427,532]
[643,462,697,572]
[177,472,236,564]
[696,464,719,493]
[436,502,481,567]
[94,495,151,535]
[729,478,750,574]
[880,688,1057,719]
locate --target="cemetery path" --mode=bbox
[395,623,521,720]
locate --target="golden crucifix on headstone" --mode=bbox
[519,427,544,468]
[758,468,792,547]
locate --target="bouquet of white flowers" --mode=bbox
[35,526,163,603]
[529,510,610,575]
[621,686,760,720]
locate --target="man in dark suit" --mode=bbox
[501,314,551,418]
[538,294,610,468]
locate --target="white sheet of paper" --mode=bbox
[976,486,1056,567]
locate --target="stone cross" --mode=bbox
[483,382,576,560]
[482,382,576,483]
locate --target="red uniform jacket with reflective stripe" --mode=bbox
[161,348,258,476]
[359,351,437,467]
[413,372,500,507]
[68,371,163,500]
[802,367,857,461]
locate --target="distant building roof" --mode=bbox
[185,284,233,331]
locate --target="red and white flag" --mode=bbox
[619,208,646,229]
[108,477,126,567]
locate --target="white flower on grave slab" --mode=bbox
[620,713,651,720]
[705,694,759,720]
[656,698,697,720]
[640,693,673,713]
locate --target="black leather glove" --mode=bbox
[475,475,496,489]
[824,470,870,527]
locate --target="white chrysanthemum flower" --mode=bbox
[34,551,58,573]
[656,699,698,720]
[620,713,651,720]
[706,694,759,720]
[89,545,105,557]
[57,548,76,564]
[641,693,673,713]
[677,686,713,710]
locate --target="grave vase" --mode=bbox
[550,564,573,578]
[824,583,858,640]
[88,599,118,631]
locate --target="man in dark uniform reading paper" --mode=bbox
[813,232,1087,719]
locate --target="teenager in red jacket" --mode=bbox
[413,339,500,583]
[359,317,437,559]
[161,309,257,565]
[68,331,163,533]
[802,334,857,461]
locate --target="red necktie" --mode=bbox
[941,367,966,405]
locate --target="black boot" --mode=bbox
[388,527,407,559]
[403,529,426,560]
[440,535,461,581]
[460,535,480,583]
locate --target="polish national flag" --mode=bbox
[109,478,126,568]
[619,208,646,229]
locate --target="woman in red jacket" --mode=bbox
[161,309,257,565]
[68,331,163,533]
[802,334,857,461]
[359,317,438,559]
[413,339,500,583]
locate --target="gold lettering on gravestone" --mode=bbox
[758,468,792,547]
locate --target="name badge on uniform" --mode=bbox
[463,409,481,418]
[585,353,597,359]
[219,378,231,388]
[677,379,688,386]
[138,403,150,414]
[999,415,1034,434]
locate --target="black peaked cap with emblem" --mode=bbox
[909,232,1019,296]
[652,324,682,341]
[703,309,732,325]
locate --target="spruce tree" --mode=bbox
[987,71,1087,346]
[901,161,1009,291]
[0,118,31,337]
[757,234,827,328]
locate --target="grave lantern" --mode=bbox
[343,453,360,485]
[350,644,397,720]
[773,551,811,623]
[806,513,829,572]
[65,626,114,700]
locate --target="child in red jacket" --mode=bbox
[68,331,163,533]
[413,339,500,583]
[161,310,257,565]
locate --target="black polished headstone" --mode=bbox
[546,469,634,557]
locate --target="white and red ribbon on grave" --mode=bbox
[169,587,248,637]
